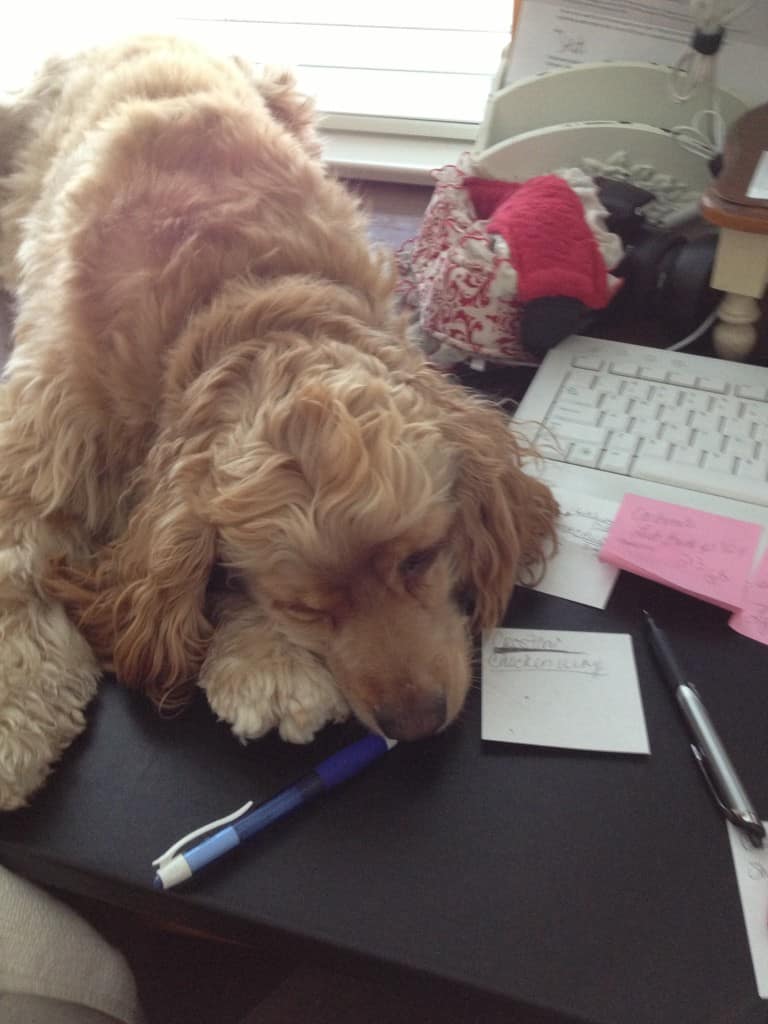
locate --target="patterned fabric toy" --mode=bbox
[396,156,624,367]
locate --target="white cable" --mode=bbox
[670,0,755,103]
[666,307,719,351]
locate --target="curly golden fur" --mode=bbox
[0,36,557,809]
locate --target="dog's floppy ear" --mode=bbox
[443,397,558,630]
[46,449,216,708]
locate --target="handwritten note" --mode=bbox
[598,494,762,611]
[530,487,619,609]
[481,629,650,754]
[727,822,768,997]
[730,550,768,646]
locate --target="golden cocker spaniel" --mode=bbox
[0,36,557,809]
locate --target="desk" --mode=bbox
[1,570,767,1024]
[1,183,767,1024]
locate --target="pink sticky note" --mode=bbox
[730,550,768,645]
[598,494,762,610]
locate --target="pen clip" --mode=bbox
[689,744,764,846]
[152,800,254,869]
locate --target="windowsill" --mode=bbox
[320,129,470,186]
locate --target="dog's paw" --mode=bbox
[0,598,101,810]
[200,644,349,744]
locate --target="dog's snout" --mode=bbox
[375,691,447,742]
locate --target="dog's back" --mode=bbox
[0,37,387,429]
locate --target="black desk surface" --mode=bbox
[1,573,767,1024]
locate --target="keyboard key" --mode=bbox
[735,384,768,402]
[690,412,717,433]
[569,443,601,468]
[598,449,633,474]
[565,369,599,390]
[600,394,632,415]
[667,371,698,388]
[660,424,693,447]
[670,446,701,467]
[610,361,641,377]
[651,383,683,405]
[696,376,729,394]
[546,417,606,446]
[657,407,690,428]
[721,418,753,441]
[703,452,736,475]
[638,365,668,382]
[630,400,660,420]
[605,431,639,454]
[628,417,659,440]
[600,412,632,433]
[572,355,605,371]
[709,395,741,418]
[561,385,601,407]
[640,438,671,460]
[595,375,623,396]
[620,379,652,400]
[534,433,568,460]
[678,391,711,414]
[692,429,724,454]
[631,458,768,505]
[724,436,757,460]
[555,403,602,426]
[736,457,767,482]
[742,400,768,426]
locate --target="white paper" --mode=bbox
[506,0,768,107]
[748,151,768,202]
[531,486,619,608]
[727,821,768,998]
[481,628,650,753]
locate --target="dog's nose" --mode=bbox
[374,691,447,741]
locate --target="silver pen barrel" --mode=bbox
[676,683,762,831]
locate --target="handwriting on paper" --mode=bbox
[529,487,619,609]
[481,629,649,754]
[727,822,768,997]
[598,494,762,610]
[489,635,607,678]
[730,550,768,645]
[555,489,617,551]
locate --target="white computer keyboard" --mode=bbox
[514,335,768,510]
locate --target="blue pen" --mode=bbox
[152,733,397,890]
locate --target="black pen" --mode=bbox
[643,611,765,848]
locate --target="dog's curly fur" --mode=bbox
[0,36,558,809]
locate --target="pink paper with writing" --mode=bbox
[730,550,768,644]
[598,494,762,610]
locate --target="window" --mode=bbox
[8,4,515,181]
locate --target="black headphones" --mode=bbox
[607,229,719,339]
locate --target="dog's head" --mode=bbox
[203,357,557,740]
[49,345,557,741]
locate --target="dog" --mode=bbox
[0,36,558,810]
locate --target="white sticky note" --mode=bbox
[531,487,619,609]
[481,628,650,754]
[727,821,768,998]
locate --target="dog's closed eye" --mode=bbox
[274,601,327,623]
[399,546,440,579]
